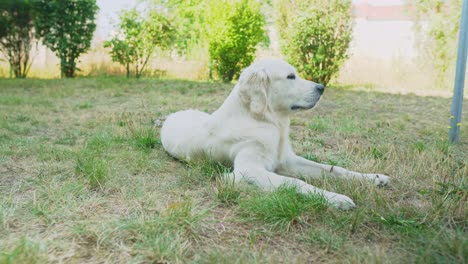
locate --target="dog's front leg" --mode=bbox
[278,154,389,186]
[228,149,356,210]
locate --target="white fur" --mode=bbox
[161,59,389,210]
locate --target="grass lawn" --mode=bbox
[0,78,466,263]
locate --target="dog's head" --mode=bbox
[238,59,324,119]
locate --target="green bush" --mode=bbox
[34,0,98,78]
[207,0,267,82]
[277,0,353,86]
[153,0,206,55]
[104,9,175,78]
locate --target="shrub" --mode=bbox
[277,0,353,86]
[154,0,206,55]
[34,0,98,78]
[207,0,267,82]
[104,9,175,78]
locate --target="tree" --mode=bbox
[150,0,205,55]
[104,9,175,78]
[206,0,267,82]
[277,0,353,86]
[34,0,98,78]
[0,0,35,78]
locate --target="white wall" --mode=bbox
[350,18,416,61]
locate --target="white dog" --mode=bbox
[161,59,389,209]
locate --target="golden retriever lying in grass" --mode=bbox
[161,59,389,209]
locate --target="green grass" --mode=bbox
[127,120,161,152]
[213,176,241,205]
[301,228,347,253]
[118,199,204,263]
[75,151,109,189]
[0,77,466,263]
[0,237,47,264]
[238,185,328,230]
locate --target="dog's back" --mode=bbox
[161,109,210,162]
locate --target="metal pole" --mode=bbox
[449,0,468,143]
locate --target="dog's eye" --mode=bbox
[287,74,296,80]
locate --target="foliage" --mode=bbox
[34,0,98,78]
[206,0,267,82]
[150,0,206,55]
[104,9,175,78]
[413,0,462,88]
[0,0,35,78]
[277,0,353,86]
[144,0,267,81]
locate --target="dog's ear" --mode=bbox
[238,68,271,118]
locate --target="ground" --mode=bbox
[0,78,466,263]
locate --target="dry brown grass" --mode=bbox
[335,54,468,98]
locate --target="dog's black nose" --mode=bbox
[316,84,325,95]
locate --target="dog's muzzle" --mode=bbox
[315,84,325,95]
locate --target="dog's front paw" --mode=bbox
[371,174,390,187]
[326,193,356,210]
